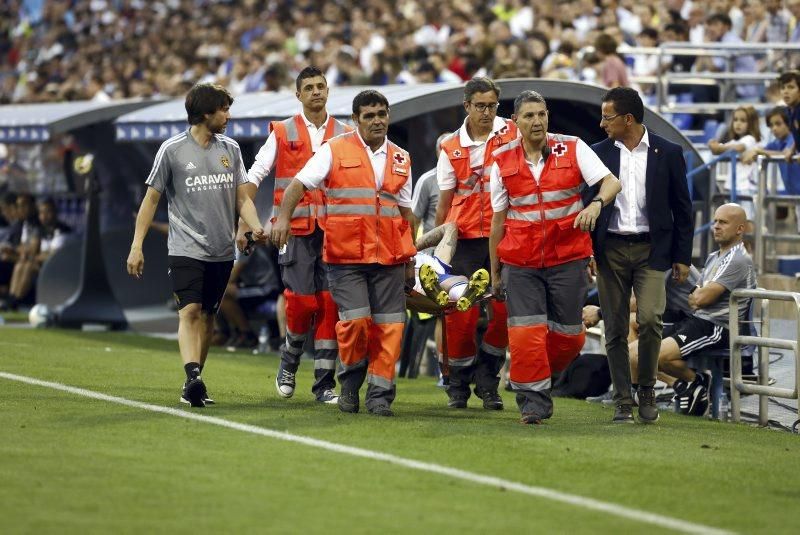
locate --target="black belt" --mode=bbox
[608,232,650,243]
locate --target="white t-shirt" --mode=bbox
[719,135,758,195]
[247,113,333,187]
[295,131,412,207]
[436,116,517,191]
[489,135,610,212]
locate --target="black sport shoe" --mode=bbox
[687,372,711,416]
[612,405,634,423]
[447,392,469,409]
[368,404,394,417]
[198,380,215,405]
[637,387,658,423]
[456,268,489,312]
[482,391,504,410]
[338,391,360,413]
[419,263,449,306]
[275,364,296,399]
[180,378,206,407]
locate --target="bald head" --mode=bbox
[712,203,747,247]
[718,203,747,224]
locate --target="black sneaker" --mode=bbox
[612,405,634,423]
[482,391,504,410]
[447,392,469,409]
[180,378,206,407]
[687,372,711,417]
[419,263,449,306]
[275,364,296,399]
[197,380,215,405]
[456,268,489,312]
[338,391,359,413]
[368,404,394,417]
[637,387,658,423]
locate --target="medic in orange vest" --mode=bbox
[434,77,518,411]
[241,67,352,404]
[272,90,415,417]
[488,90,620,425]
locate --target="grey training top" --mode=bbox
[411,167,440,234]
[665,265,701,317]
[145,130,247,261]
[694,242,756,327]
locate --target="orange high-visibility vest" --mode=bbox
[270,114,351,235]
[322,132,416,265]
[440,119,518,238]
[493,135,593,268]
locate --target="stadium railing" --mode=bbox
[753,155,800,275]
[729,287,800,428]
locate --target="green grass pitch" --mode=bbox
[1,328,799,534]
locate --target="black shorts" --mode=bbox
[669,315,729,358]
[168,256,233,314]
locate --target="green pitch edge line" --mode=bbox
[0,371,735,535]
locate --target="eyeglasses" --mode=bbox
[600,113,624,123]
[470,102,499,113]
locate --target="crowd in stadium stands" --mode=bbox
[3,0,800,104]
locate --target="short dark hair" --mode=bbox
[778,70,800,88]
[594,33,618,55]
[663,22,689,37]
[464,76,500,101]
[601,87,644,124]
[513,90,546,115]
[766,106,790,126]
[295,66,326,91]
[706,13,732,28]
[639,27,659,41]
[185,83,233,125]
[352,89,389,116]
[2,192,17,206]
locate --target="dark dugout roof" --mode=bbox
[113,79,697,158]
[0,98,164,143]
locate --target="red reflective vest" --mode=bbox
[493,135,593,268]
[322,131,416,265]
[440,119,518,238]
[270,114,351,235]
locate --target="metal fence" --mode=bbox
[729,288,800,430]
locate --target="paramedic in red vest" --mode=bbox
[272,90,415,417]
[434,76,519,410]
[489,90,621,425]
[240,66,352,404]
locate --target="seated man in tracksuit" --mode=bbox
[657,203,756,417]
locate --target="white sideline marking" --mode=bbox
[1,371,733,535]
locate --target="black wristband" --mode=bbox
[591,198,604,207]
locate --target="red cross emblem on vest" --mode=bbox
[552,142,567,156]
[452,149,462,158]
[394,152,407,165]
